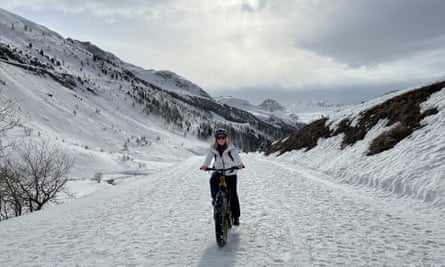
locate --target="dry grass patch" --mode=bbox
[266,118,330,155]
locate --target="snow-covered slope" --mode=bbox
[0,7,205,179]
[0,60,206,181]
[267,80,445,210]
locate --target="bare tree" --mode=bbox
[0,140,73,218]
[0,96,20,220]
[0,96,20,154]
[0,164,24,219]
[0,96,19,134]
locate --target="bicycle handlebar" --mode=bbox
[202,166,245,171]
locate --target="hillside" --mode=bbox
[0,8,296,154]
[266,80,445,208]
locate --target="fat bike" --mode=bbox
[205,166,239,247]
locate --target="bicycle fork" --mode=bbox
[218,175,231,228]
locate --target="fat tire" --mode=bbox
[214,193,228,247]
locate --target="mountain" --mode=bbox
[216,95,349,126]
[258,99,286,112]
[215,96,303,129]
[0,8,296,155]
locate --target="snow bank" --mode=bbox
[272,87,445,209]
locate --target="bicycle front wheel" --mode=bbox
[214,193,228,247]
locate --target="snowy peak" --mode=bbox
[215,96,303,129]
[217,96,347,125]
[132,69,211,98]
[259,99,286,112]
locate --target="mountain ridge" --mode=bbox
[0,8,297,153]
[215,96,303,127]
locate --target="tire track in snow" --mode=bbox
[240,157,313,266]
[250,154,445,266]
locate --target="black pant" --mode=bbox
[210,172,240,219]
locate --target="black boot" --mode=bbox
[233,217,239,226]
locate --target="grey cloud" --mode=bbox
[297,0,445,67]
[240,2,256,12]
[240,0,271,12]
[2,0,171,17]
[212,75,436,106]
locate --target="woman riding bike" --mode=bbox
[200,128,245,226]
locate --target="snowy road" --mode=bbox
[1,154,445,266]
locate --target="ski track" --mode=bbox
[1,154,445,266]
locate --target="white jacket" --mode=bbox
[202,144,243,176]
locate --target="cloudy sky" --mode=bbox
[1,0,445,104]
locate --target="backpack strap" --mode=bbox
[214,150,234,162]
[228,151,234,162]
